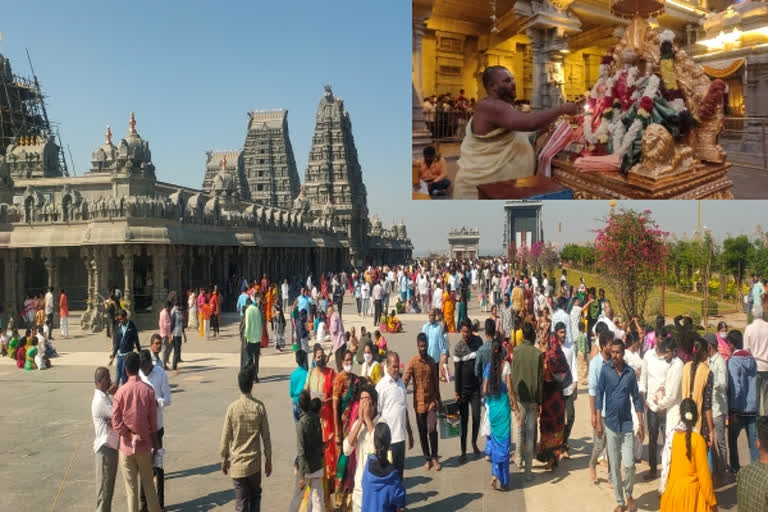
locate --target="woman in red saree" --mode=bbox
[537,332,570,469]
[259,294,269,348]
[305,344,337,508]
[332,350,359,510]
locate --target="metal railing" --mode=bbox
[720,116,768,171]
[423,109,471,142]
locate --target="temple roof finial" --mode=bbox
[128,112,137,135]
[220,155,227,170]
[105,124,112,145]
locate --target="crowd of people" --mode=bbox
[2,286,63,370]
[6,257,764,512]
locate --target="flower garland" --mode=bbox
[699,79,727,121]
[659,30,684,103]
[615,75,660,158]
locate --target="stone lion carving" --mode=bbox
[629,124,699,180]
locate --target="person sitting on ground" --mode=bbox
[25,337,38,371]
[361,422,407,512]
[7,329,20,360]
[16,334,27,369]
[374,330,388,360]
[395,297,405,315]
[380,310,403,334]
[315,312,330,342]
[418,146,451,197]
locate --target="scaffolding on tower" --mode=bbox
[0,49,69,175]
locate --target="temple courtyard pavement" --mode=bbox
[0,295,749,511]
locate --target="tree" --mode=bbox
[720,235,753,295]
[593,208,668,319]
[539,242,560,278]
[749,238,768,278]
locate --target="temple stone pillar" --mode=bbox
[412,9,434,158]
[118,246,136,317]
[3,250,21,326]
[80,248,93,327]
[152,246,169,313]
[523,4,580,110]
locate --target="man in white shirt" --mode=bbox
[657,340,685,491]
[343,384,383,512]
[432,283,443,311]
[704,333,729,484]
[418,275,429,313]
[640,337,672,478]
[360,281,371,317]
[139,348,171,509]
[556,322,578,458]
[372,280,383,326]
[92,366,119,512]
[281,279,290,312]
[45,286,55,340]
[551,299,572,344]
[376,351,414,481]
[744,308,768,416]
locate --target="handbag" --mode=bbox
[479,402,491,438]
[553,367,573,391]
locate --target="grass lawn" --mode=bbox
[561,268,741,320]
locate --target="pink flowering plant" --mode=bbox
[594,208,668,318]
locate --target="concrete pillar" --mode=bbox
[152,246,169,313]
[80,247,93,326]
[120,247,135,317]
[3,250,20,326]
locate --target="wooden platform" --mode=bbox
[551,158,734,199]
[476,176,573,199]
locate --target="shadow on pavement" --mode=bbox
[408,492,483,511]
[165,489,232,511]
[404,475,432,489]
[165,463,220,481]
[407,490,439,505]
[714,482,737,509]
[635,488,660,510]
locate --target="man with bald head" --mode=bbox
[454,65,579,199]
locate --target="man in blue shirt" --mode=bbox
[422,309,448,365]
[297,287,311,316]
[588,329,612,484]
[596,339,644,512]
[236,287,250,317]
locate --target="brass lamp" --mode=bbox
[610,0,665,19]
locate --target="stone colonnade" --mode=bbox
[0,244,350,331]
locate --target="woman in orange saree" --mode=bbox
[305,344,337,508]
[442,290,456,333]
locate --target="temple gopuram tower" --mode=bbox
[242,109,300,208]
[303,85,369,263]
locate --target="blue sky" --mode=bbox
[1,2,762,255]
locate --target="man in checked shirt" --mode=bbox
[220,368,273,512]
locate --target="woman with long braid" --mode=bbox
[660,398,717,512]
[361,423,406,511]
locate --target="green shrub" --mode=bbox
[701,298,718,317]
[645,296,663,318]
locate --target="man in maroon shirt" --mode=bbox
[112,352,161,512]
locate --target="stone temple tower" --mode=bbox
[303,85,369,261]
[242,109,300,208]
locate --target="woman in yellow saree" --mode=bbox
[443,290,456,333]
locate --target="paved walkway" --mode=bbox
[0,296,746,511]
